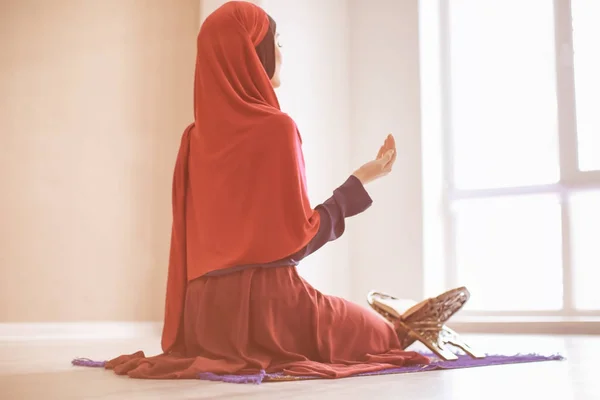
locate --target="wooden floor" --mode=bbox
[1,334,598,399]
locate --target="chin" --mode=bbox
[270,77,281,89]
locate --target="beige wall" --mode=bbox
[0,0,198,322]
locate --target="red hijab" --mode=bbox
[162,1,321,353]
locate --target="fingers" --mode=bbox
[385,150,397,171]
[385,134,395,150]
[382,148,396,172]
[384,134,395,153]
[377,134,394,160]
[377,144,385,160]
[384,134,396,169]
[380,149,395,165]
[382,135,390,153]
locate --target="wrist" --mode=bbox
[352,172,366,185]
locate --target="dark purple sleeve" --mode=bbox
[287,175,372,263]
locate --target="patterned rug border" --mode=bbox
[72,352,565,385]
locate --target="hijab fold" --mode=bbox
[161,1,320,353]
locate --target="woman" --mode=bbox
[106,1,455,380]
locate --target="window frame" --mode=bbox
[438,0,600,317]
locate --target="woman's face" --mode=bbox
[270,33,282,88]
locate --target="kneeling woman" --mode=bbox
[105,1,466,380]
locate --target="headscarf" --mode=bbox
[161,1,320,353]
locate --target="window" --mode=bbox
[421,0,600,315]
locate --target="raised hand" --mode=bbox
[352,134,397,185]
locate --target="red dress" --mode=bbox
[106,177,430,379]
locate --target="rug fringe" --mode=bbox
[198,370,266,384]
[72,358,106,368]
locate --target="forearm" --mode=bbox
[288,175,372,262]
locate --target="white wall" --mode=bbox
[347,0,424,303]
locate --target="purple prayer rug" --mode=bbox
[72,352,564,384]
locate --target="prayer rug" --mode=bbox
[72,352,564,384]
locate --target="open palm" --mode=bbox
[352,134,397,185]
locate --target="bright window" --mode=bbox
[454,195,563,311]
[570,190,600,310]
[421,0,600,315]
[449,0,559,190]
